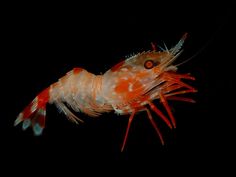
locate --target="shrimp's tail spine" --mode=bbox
[14,88,50,136]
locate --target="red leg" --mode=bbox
[162,84,183,93]
[165,72,195,80]
[162,73,196,90]
[175,80,195,90]
[159,92,176,128]
[148,102,172,129]
[145,108,164,145]
[166,96,196,103]
[167,78,195,90]
[121,111,136,152]
[164,89,197,97]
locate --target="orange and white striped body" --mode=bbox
[49,68,112,121]
[15,33,197,151]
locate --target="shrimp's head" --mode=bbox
[103,33,188,109]
[109,33,187,76]
[124,50,178,75]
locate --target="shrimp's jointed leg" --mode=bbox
[166,96,196,103]
[121,111,136,152]
[144,108,164,145]
[148,102,172,129]
[121,107,165,152]
[159,92,176,128]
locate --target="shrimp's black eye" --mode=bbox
[144,60,154,69]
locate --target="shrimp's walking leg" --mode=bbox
[166,96,196,103]
[144,108,164,145]
[165,89,197,97]
[121,111,136,152]
[159,92,176,128]
[163,72,196,91]
[166,72,195,80]
[148,102,172,129]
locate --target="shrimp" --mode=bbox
[14,33,197,151]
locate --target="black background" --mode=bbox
[1,1,235,175]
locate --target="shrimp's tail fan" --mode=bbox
[14,88,50,136]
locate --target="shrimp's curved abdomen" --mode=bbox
[15,68,112,135]
[50,68,111,117]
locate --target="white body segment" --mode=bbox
[49,69,112,122]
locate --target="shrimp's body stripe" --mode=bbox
[15,33,196,151]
